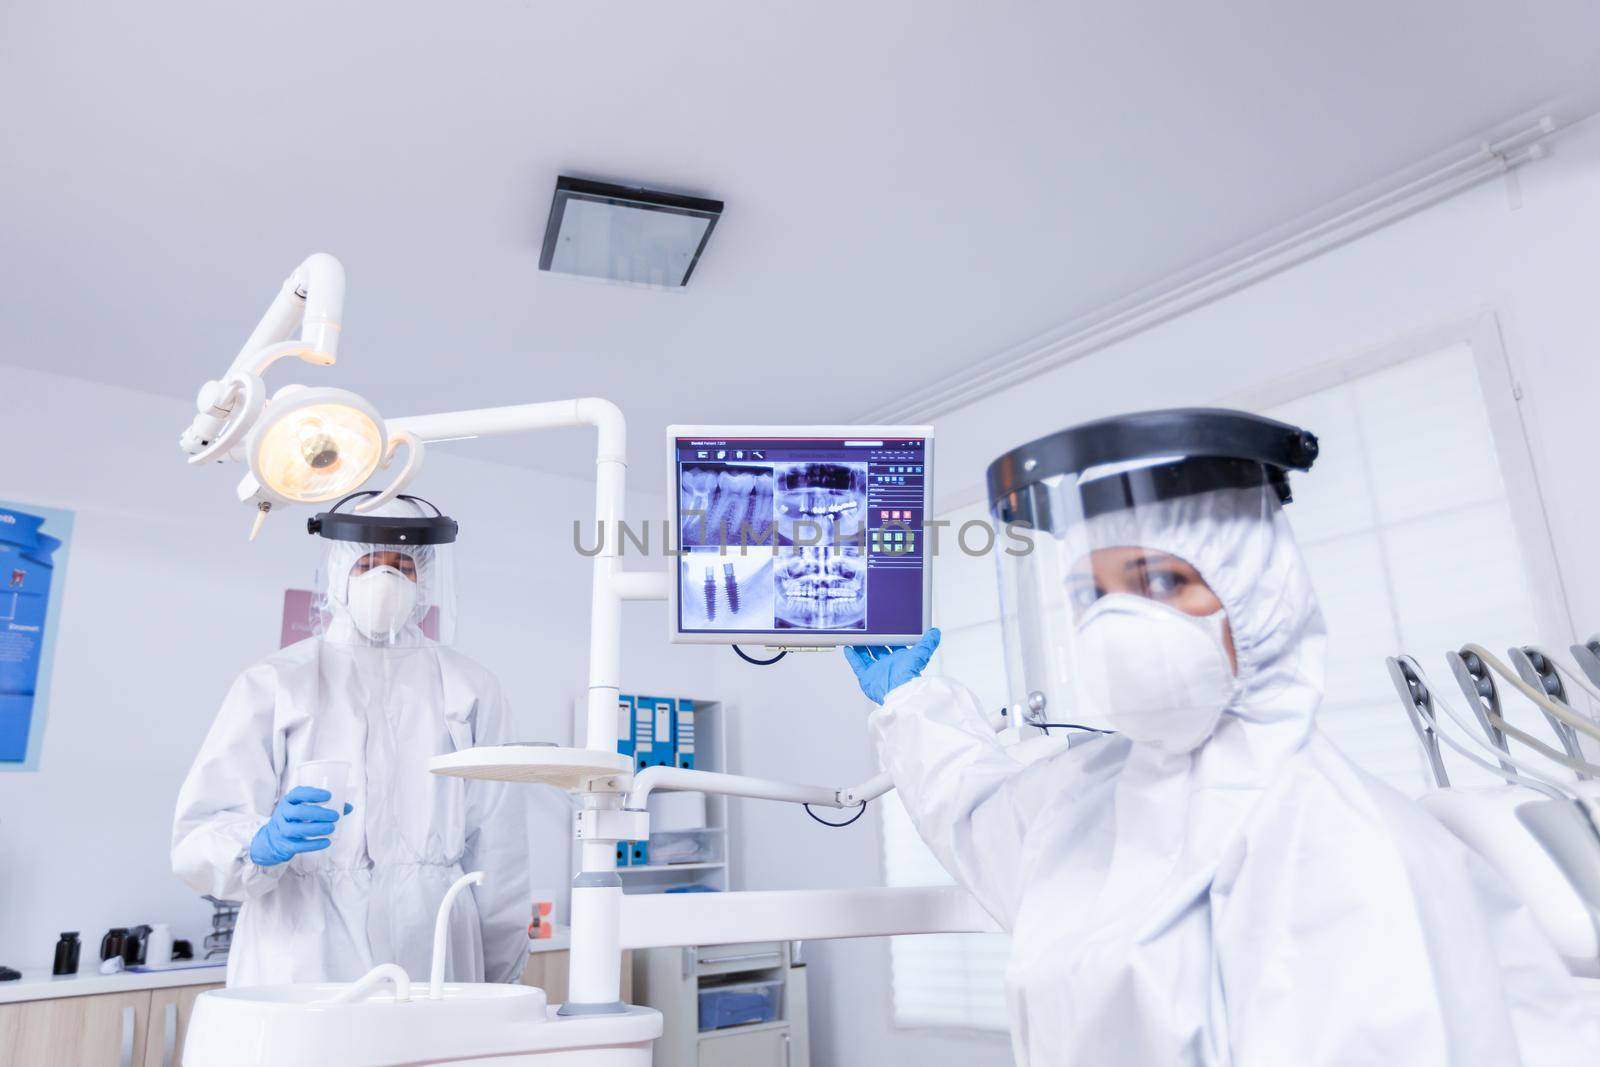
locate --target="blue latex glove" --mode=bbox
[249,786,352,867]
[843,628,941,705]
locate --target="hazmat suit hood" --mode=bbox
[871,482,1594,1065]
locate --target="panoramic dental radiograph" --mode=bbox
[775,462,868,545]
[679,463,775,547]
[774,546,867,630]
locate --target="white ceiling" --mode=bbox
[3,1,1598,479]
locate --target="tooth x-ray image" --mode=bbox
[775,462,868,546]
[774,546,867,630]
[680,464,775,548]
[678,549,775,630]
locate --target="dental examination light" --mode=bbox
[178,254,422,537]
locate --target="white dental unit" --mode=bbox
[175,254,996,1066]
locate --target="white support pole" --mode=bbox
[388,396,630,764]
[619,887,1001,950]
[393,396,634,1012]
[560,874,624,1016]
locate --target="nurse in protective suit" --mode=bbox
[846,409,1597,1066]
[172,493,529,988]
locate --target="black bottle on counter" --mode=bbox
[51,932,81,976]
[123,925,152,966]
[100,927,128,962]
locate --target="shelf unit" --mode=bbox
[572,697,730,895]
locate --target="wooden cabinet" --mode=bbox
[0,990,151,1067]
[0,983,222,1067]
[143,985,217,1067]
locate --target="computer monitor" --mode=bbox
[667,426,934,647]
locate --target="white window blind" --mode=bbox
[881,500,1012,1032]
[1258,341,1554,793]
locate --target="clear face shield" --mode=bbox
[988,412,1318,752]
[309,494,459,648]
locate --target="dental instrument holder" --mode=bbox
[1571,637,1600,694]
[1446,650,1517,776]
[1386,658,1452,787]
[1508,647,1590,778]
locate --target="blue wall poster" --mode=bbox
[0,501,73,771]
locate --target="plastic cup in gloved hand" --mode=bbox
[293,760,351,835]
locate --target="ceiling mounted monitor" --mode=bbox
[539,176,723,288]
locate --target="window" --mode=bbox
[1254,338,1570,792]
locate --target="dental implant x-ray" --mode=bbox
[677,549,775,629]
[775,462,868,546]
[680,463,775,547]
[775,545,867,630]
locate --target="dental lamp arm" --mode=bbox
[223,252,345,380]
[180,253,347,460]
[624,766,894,813]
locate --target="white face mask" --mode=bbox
[345,566,419,640]
[1074,593,1236,754]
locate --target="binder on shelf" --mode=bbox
[674,700,696,769]
[611,693,709,867]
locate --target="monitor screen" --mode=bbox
[668,428,931,644]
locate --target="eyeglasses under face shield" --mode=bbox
[986,409,1318,730]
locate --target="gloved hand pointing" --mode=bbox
[843,628,941,705]
[249,786,352,867]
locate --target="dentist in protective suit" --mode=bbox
[174,494,529,987]
[846,410,1596,1066]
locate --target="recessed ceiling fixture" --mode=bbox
[539,176,723,288]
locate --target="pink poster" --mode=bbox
[280,589,439,647]
[280,589,323,648]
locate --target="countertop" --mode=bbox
[2,928,569,1005]
[0,963,228,1005]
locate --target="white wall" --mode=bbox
[718,113,1600,1067]
[0,365,714,971]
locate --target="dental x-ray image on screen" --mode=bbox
[679,463,775,547]
[668,426,932,646]
[775,462,868,546]
[678,548,775,630]
[774,545,866,630]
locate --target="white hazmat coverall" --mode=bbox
[172,531,529,988]
[872,488,1597,1065]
